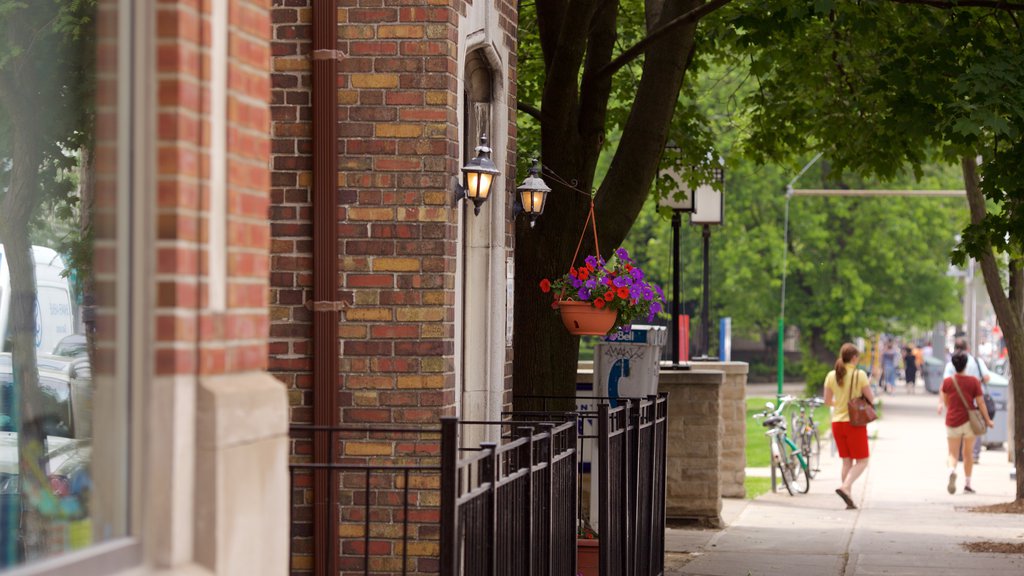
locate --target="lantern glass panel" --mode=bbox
[690,184,723,225]
[466,172,492,200]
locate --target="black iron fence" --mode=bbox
[440,416,579,576]
[289,392,667,576]
[515,393,669,576]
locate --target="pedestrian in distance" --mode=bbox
[941,337,991,464]
[881,339,899,394]
[938,350,994,494]
[903,345,918,394]
[823,343,874,510]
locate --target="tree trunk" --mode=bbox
[0,67,47,562]
[513,0,704,403]
[961,156,1024,501]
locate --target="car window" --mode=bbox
[0,377,13,432]
[0,374,72,437]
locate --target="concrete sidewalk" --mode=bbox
[664,391,1024,575]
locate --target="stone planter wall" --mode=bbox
[688,361,749,498]
[658,369,724,527]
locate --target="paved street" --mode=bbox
[664,390,1024,575]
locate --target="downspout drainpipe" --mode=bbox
[311,2,339,575]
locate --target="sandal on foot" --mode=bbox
[835,488,856,509]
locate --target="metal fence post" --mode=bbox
[440,417,458,576]
[481,442,498,576]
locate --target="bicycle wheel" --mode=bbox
[803,429,821,479]
[781,438,810,494]
[774,436,796,496]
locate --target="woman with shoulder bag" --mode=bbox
[823,343,874,510]
[938,351,994,494]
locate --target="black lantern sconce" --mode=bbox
[515,159,551,227]
[453,134,501,215]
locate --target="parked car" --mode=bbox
[52,334,88,359]
[0,353,93,523]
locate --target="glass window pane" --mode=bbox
[0,0,128,567]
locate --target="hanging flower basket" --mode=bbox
[556,300,617,335]
[539,197,664,337]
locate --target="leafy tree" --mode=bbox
[514,0,730,401]
[716,0,1024,499]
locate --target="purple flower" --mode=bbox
[577,288,591,300]
[629,267,644,281]
[630,285,642,299]
[615,247,631,261]
[655,285,664,300]
[651,302,662,314]
[613,276,632,288]
[642,287,653,300]
[571,277,583,289]
[585,279,597,290]
[585,255,599,268]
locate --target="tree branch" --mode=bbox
[518,101,542,122]
[889,0,1024,11]
[593,0,732,82]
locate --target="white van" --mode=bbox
[0,245,76,355]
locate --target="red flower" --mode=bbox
[570,268,578,278]
[539,278,551,293]
[617,286,630,299]
[551,300,560,309]
[625,264,633,271]
[604,291,614,301]
[587,262,595,271]
[578,268,590,280]
[594,299,606,309]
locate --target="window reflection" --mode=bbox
[0,0,124,567]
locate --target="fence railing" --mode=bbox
[514,393,669,576]
[440,416,579,576]
[289,393,666,576]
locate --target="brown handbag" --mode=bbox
[847,371,877,427]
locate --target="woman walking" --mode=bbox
[903,346,918,394]
[824,343,874,509]
[938,351,994,494]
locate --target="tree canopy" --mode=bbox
[515,0,1024,497]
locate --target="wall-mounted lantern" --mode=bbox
[515,159,551,227]
[453,134,501,215]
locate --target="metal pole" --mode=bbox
[778,152,822,397]
[701,224,711,358]
[671,211,681,365]
[779,191,791,399]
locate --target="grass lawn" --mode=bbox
[744,476,773,500]
[743,396,831,497]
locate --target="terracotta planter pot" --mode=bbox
[557,301,617,336]
[576,538,599,575]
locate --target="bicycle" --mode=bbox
[788,396,824,479]
[754,399,810,495]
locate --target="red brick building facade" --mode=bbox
[270,0,519,572]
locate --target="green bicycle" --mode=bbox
[755,399,810,495]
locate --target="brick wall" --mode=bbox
[272,1,519,573]
[154,0,271,376]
